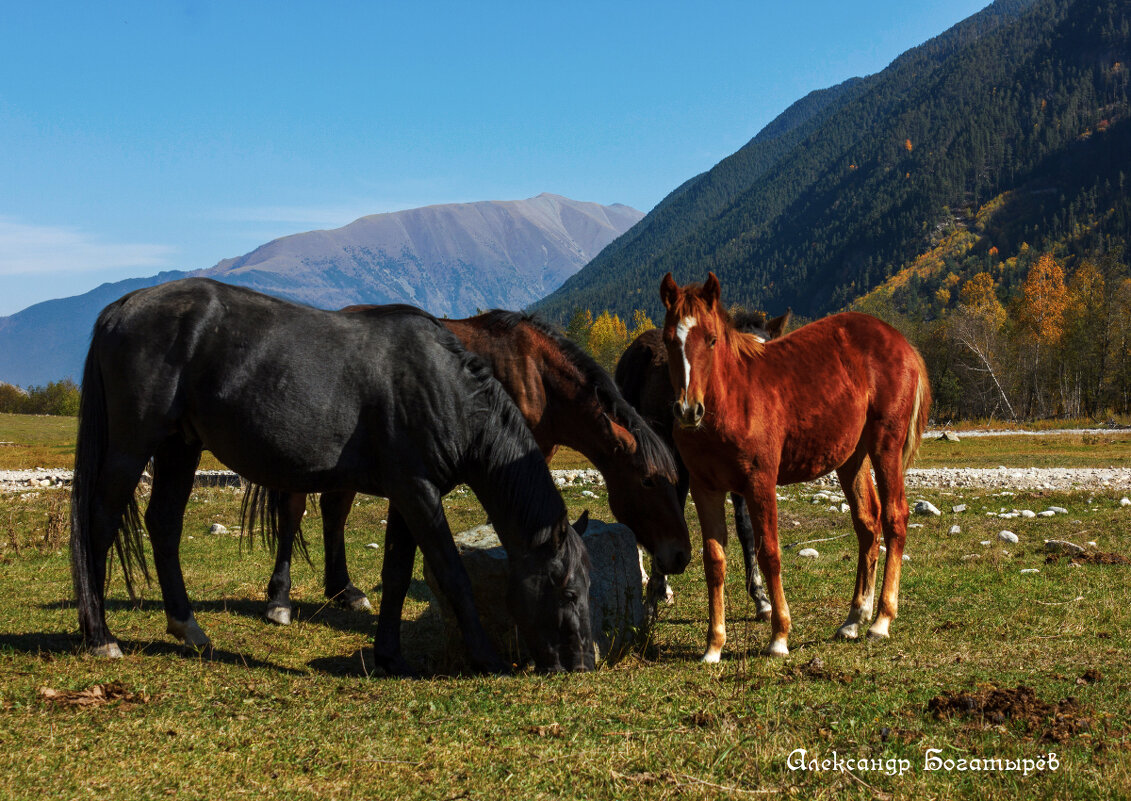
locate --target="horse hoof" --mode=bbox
[755,605,773,623]
[167,615,212,649]
[866,628,890,641]
[264,605,292,626]
[90,642,123,659]
[349,596,373,613]
[835,624,860,640]
[700,649,722,664]
[762,640,789,657]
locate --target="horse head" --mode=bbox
[506,512,595,672]
[660,272,727,430]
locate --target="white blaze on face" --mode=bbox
[675,316,697,391]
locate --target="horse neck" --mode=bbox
[462,411,565,558]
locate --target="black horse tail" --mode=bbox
[239,484,310,562]
[70,342,149,636]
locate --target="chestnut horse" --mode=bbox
[660,272,930,660]
[259,310,691,653]
[614,309,790,616]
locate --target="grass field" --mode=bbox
[1,414,1130,799]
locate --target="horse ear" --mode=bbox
[573,510,589,536]
[704,272,721,308]
[606,418,638,455]
[660,273,680,310]
[765,309,792,340]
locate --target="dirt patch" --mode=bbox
[928,684,1091,743]
[784,656,854,684]
[38,680,149,708]
[1045,551,1131,566]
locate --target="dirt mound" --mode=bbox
[927,684,1091,743]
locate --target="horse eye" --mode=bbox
[641,477,656,489]
[708,335,718,348]
[562,591,579,604]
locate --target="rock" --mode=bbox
[1020,510,1036,519]
[1086,541,1098,548]
[980,540,992,546]
[1121,497,1131,507]
[1043,539,1085,555]
[952,504,967,513]
[1048,506,1069,514]
[1037,510,1056,517]
[581,490,597,498]
[938,431,961,442]
[902,554,910,562]
[914,500,941,516]
[209,523,228,535]
[798,548,819,558]
[423,520,648,666]
[365,542,381,550]
[998,530,1019,544]
[839,503,851,514]
[1020,568,1040,574]
[948,525,961,535]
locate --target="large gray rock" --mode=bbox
[423,519,648,667]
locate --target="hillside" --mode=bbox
[535,0,1130,321]
[0,195,640,386]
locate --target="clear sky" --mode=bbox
[0,0,992,316]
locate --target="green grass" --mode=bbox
[2,466,1130,799]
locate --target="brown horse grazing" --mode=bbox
[659,272,930,661]
[260,310,692,658]
[614,309,790,617]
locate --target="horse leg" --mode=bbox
[320,490,371,612]
[372,507,416,676]
[867,439,911,640]
[392,484,509,674]
[834,450,882,640]
[77,451,151,657]
[645,458,690,613]
[689,483,729,663]
[144,437,210,650]
[741,484,790,656]
[732,493,772,621]
[264,492,307,626]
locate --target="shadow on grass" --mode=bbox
[0,631,305,674]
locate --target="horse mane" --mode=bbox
[667,284,765,362]
[613,328,664,413]
[473,310,678,483]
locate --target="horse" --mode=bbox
[659,272,930,661]
[70,278,594,673]
[259,309,692,644]
[614,309,790,617]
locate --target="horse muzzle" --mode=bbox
[673,400,705,429]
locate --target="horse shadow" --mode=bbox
[0,630,304,674]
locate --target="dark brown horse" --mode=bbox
[261,310,692,661]
[660,272,930,661]
[614,310,790,616]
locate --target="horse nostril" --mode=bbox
[671,401,683,419]
[694,402,705,422]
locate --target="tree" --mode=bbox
[565,308,593,349]
[627,309,655,342]
[587,311,628,372]
[949,272,1015,419]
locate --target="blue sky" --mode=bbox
[0,0,991,316]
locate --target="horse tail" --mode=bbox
[901,348,931,473]
[71,338,148,634]
[239,484,309,562]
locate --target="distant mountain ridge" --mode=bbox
[0,194,641,386]
[535,0,1129,321]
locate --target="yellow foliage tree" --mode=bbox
[1015,253,1069,346]
[588,311,628,372]
[628,309,655,342]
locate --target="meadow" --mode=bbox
[1,414,1129,799]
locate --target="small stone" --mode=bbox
[939,431,961,442]
[1020,568,1040,574]
[952,504,967,513]
[948,525,961,535]
[365,543,381,550]
[1086,541,1098,548]
[1044,539,1085,555]
[998,531,1019,544]
[839,503,851,514]
[914,500,941,516]
[1037,510,1056,518]
[880,545,888,553]
[901,554,910,562]
[1048,506,1069,514]
[1121,498,1131,507]
[581,490,597,498]
[209,523,228,535]
[1020,510,1036,519]
[980,540,992,546]
[798,548,819,558]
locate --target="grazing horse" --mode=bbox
[260,309,692,634]
[70,279,593,673]
[615,310,790,617]
[660,272,929,661]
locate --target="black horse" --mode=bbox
[615,310,790,616]
[70,278,593,673]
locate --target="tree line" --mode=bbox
[0,379,80,416]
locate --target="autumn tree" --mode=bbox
[587,311,628,372]
[1013,253,1070,416]
[627,309,655,342]
[949,272,1014,419]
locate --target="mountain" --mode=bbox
[205,193,642,315]
[535,0,1130,322]
[0,194,641,386]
